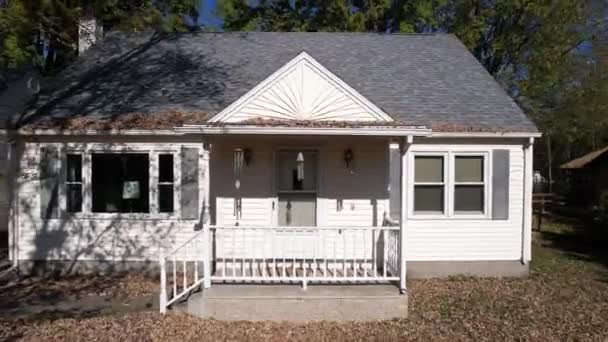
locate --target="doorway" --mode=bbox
[275,150,318,227]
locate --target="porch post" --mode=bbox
[399,135,412,294]
[202,143,212,288]
[522,137,534,264]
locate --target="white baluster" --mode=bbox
[272,229,276,278]
[241,227,246,278]
[383,229,387,278]
[172,256,177,298]
[232,227,236,277]
[333,231,337,278]
[194,237,199,281]
[159,252,167,314]
[183,259,187,291]
[322,230,327,278]
[363,229,367,278]
[342,230,346,277]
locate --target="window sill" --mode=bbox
[63,212,186,221]
[277,190,317,194]
[409,211,490,220]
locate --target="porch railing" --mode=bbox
[159,226,210,314]
[210,225,400,287]
[159,225,400,313]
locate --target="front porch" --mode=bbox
[159,224,404,315]
[159,134,412,318]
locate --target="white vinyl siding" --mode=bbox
[13,141,204,262]
[12,137,527,266]
[406,144,524,261]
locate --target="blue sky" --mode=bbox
[199,0,223,28]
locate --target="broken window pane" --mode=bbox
[92,153,149,213]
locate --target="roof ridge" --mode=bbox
[103,30,447,38]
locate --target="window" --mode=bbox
[276,151,318,226]
[158,154,174,213]
[454,156,485,213]
[66,154,83,213]
[91,153,149,213]
[414,156,445,213]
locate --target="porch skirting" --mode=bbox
[16,259,529,278]
[407,260,529,278]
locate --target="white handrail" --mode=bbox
[208,225,399,230]
[159,225,208,314]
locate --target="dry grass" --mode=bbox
[1,220,607,341]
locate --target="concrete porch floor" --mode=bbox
[178,284,408,321]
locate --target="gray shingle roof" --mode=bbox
[16,31,537,132]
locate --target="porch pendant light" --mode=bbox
[234,148,244,189]
[296,152,305,181]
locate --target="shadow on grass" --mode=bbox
[0,272,158,322]
[538,214,608,282]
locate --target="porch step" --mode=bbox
[178,284,407,321]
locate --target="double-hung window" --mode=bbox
[60,149,179,216]
[413,153,488,218]
[158,154,175,213]
[454,155,485,214]
[413,155,446,214]
[66,154,83,213]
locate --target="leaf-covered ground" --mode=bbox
[1,220,607,341]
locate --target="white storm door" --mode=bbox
[275,150,318,227]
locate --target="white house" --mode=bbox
[3,32,539,315]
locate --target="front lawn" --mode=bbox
[1,220,607,341]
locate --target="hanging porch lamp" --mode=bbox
[296,152,305,182]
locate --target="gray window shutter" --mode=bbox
[181,147,199,220]
[40,146,60,219]
[492,149,510,220]
[389,147,401,220]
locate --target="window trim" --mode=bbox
[412,153,448,217]
[409,150,492,220]
[157,153,176,213]
[450,152,490,219]
[60,143,183,220]
[65,153,83,213]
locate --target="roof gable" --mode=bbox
[561,146,608,169]
[209,52,392,123]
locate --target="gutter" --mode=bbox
[17,129,183,136]
[430,131,542,139]
[175,124,432,137]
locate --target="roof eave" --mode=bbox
[430,131,542,139]
[176,124,431,137]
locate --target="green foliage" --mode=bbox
[0,0,33,68]
[218,0,608,179]
[0,0,201,72]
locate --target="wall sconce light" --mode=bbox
[344,148,354,171]
[296,152,305,181]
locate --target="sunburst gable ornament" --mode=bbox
[210,52,392,123]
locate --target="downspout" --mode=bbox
[521,137,534,264]
[6,138,18,270]
[398,135,413,294]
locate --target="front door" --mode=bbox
[275,150,318,227]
